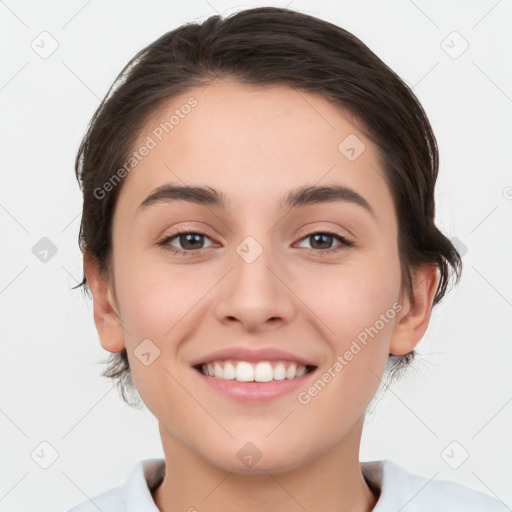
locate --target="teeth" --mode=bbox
[213,362,223,378]
[286,363,297,379]
[254,362,274,382]
[237,361,255,382]
[296,365,307,377]
[223,361,236,379]
[273,362,287,380]
[199,360,311,382]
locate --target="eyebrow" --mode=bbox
[137,183,375,218]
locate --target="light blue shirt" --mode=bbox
[67,458,509,511]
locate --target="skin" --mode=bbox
[84,79,438,512]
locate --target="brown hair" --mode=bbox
[72,6,462,408]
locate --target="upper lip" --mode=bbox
[190,346,318,367]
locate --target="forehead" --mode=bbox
[115,80,394,224]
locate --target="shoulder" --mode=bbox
[65,458,165,512]
[362,459,509,511]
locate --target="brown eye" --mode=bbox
[296,231,354,254]
[158,230,214,256]
[175,233,206,250]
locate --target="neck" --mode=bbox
[152,416,379,512]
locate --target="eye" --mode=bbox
[296,231,354,255]
[157,230,215,256]
[157,229,354,257]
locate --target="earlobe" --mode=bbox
[389,264,439,356]
[83,253,126,353]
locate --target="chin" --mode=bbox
[201,442,310,475]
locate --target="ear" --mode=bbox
[83,253,126,353]
[389,264,439,356]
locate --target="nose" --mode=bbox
[214,236,297,332]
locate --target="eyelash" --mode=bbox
[157,229,355,257]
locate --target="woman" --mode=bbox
[68,6,507,511]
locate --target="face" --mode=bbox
[95,80,422,474]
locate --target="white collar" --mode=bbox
[113,457,507,512]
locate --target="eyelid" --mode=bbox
[294,230,354,254]
[158,228,216,253]
[157,227,354,257]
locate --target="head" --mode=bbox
[74,7,461,471]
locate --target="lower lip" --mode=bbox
[193,367,318,403]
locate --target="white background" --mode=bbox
[0,0,511,510]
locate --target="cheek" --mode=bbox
[116,264,209,413]
[299,251,402,410]
[115,256,209,337]
[301,247,402,341]
[329,273,400,340]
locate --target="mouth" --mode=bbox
[192,360,317,382]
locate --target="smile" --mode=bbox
[194,359,317,382]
